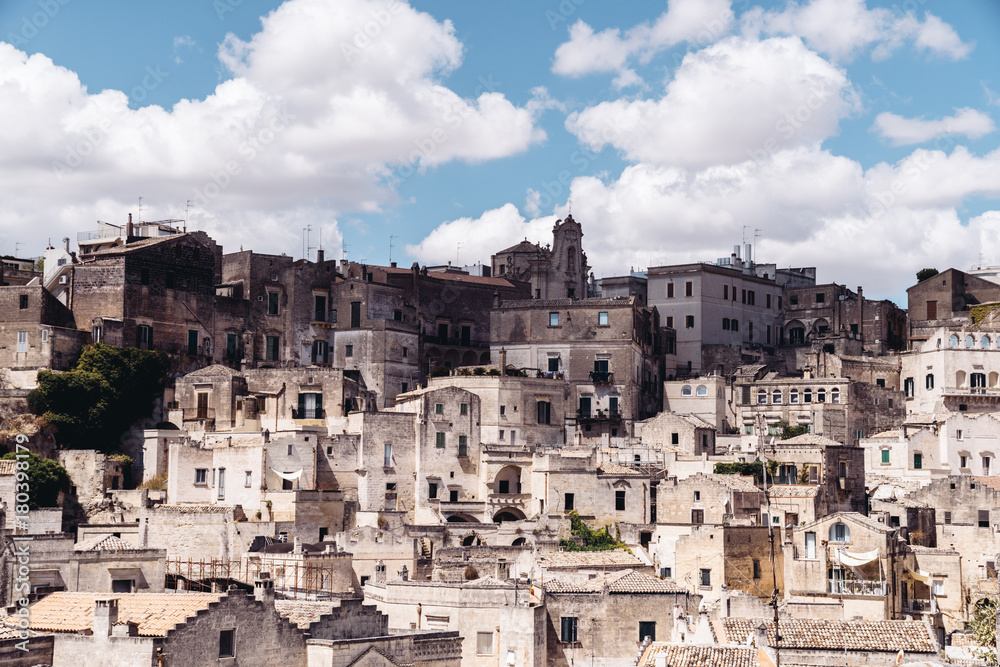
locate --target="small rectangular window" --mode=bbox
[287,444,293,456]
[19,294,29,309]
[219,629,235,659]
[345,344,353,358]
[195,469,207,485]
[685,281,693,297]
[458,435,468,457]
[560,617,578,643]
[384,444,392,467]
[615,489,625,511]
[944,511,951,525]
[700,569,711,587]
[549,312,559,326]
[429,482,438,499]
[436,432,445,448]
[881,449,890,464]
[638,621,656,643]
[16,331,28,353]
[435,403,444,415]
[979,510,990,528]
[460,402,468,416]
[564,493,574,511]
[245,471,252,487]
[691,509,704,524]
[402,346,408,358]
[913,453,922,470]
[476,631,494,655]
[667,282,674,298]
[685,315,694,328]
[267,291,279,315]
[598,311,608,326]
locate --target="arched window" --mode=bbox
[789,390,799,404]
[757,389,768,405]
[567,246,576,272]
[817,389,826,403]
[830,388,840,404]
[966,335,975,348]
[830,522,851,543]
[949,335,959,348]
[696,385,708,396]
[681,385,692,397]
[804,389,813,403]
[983,335,992,349]
[772,390,782,405]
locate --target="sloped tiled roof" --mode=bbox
[0,459,16,475]
[496,239,545,254]
[186,364,241,378]
[274,600,336,628]
[87,235,180,256]
[462,576,515,589]
[641,644,757,667]
[74,535,141,552]
[778,434,845,447]
[539,549,644,569]
[768,485,819,498]
[973,476,1000,492]
[380,265,518,288]
[721,618,936,653]
[11,592,220,636]
[544,570,685,594]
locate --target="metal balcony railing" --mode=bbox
[828,579,887,596]
[589,371,614,383]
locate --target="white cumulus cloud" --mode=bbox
[873,108,995,145]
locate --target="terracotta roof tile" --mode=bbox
[9,592,220,636]
[544,570,686,594]
[74,535,142,552]
[539,549,644,569]
[722,618,936,653]
[641,643,757,667]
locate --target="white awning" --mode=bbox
[835,548,879,566]
[271,469,303,481]
[907,567,932,583]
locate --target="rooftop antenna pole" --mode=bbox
[138,196,143,223]
[184,200,192,233]
[342,240,348,261]
[305,224,314,261]
[389,235,397,264]
[456,241,463,266]
[15,242,23,257]
[302,227,306,260]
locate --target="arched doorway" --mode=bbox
[493,508,526,523]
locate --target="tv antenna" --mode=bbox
[302,225,314,261]
[184,200,192,233]
[138,196,143,223]
[389,235,398,264]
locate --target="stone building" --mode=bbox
[542,570,697,667]
[490,214,590,301]
[646,247,811,376]
[781,283,905,354]
[906,267,1000,345]
[655,474,764,528]
[424,374,569,448]
[70,228,221,374]
[669,525,781,601]
[633,412,717,455]
[731,366,905,446]
[662,374,729,431]
[491,296,673,443]
[365,574,544,667]
[0,284,87,388]
[900,324,1000,414]
[12,577,462,667]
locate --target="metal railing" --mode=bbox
[828,579,887,596]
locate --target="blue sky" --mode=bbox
[2,0,999,300]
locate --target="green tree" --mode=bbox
[968,596,997,664]
[775,420,809,440]
[27,344,169,451]
[0,452,70,509]
[714,461,766,483]
[559,511,627,552]
[916,268,939,282]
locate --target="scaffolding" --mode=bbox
[165,558,354,600]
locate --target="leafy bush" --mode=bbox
[916,268,939,282]
[137,473,168,491]
[27,344,169,451]
[714,461,766,483]
[429,367,451,378]
[967,596,997,664]
[559,511,626,552]
[0,452,70,509]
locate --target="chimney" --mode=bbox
[493,290,501,308]
[63,237,70,253]
[720,584,729,618]
[498,348,507,374]
[293,536,303,554]
[254,571,275,605]
[127,213,134,239]
[390,261,397,268]
[93,598,119,637]
[316,249,324,263]
[754,622,769,648]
